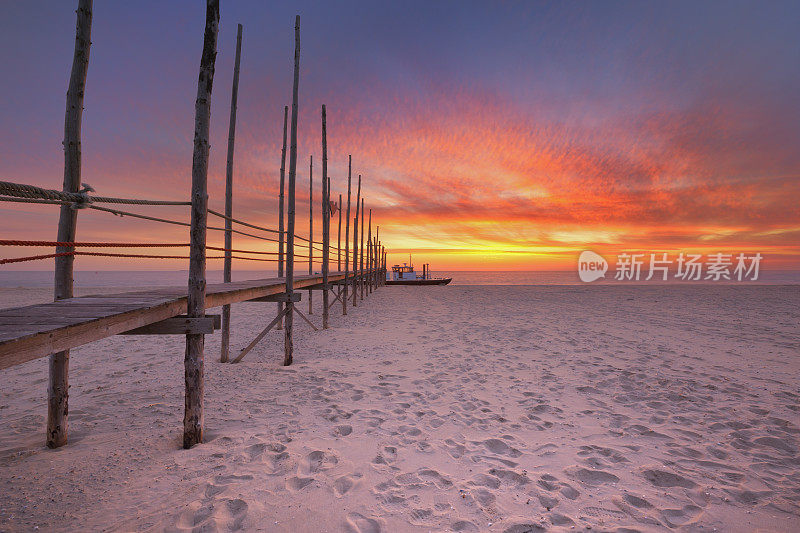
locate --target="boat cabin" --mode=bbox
[389,263,418,281]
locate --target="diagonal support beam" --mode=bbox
[293,306,319,331]
[232,307,289,363]
[328,289,342,309]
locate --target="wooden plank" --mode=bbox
[121,315,220,335]
[0,298,187,370]
[0,316,89,326]
[247,293,301,303]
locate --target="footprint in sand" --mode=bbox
[623,494,653,509]
[582,506,628,520]
[641,468,697,488]
[451,520,480,532]
[372,446,398,465]
[660,504,703,527]
[174,497,249,532]
[332,424,353,437]
[285,476,315,491]
[488,468,530,487]
[333,473,363,496]
[300,450,339,474]
[213,473,254,485]
[564,466,619,485]
[345,512,384,533]
[502,522,547,533]
[549,513,574,526]
[481,438,522,458]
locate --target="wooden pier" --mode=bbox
[0,270,373,371]
[0,2,391,449]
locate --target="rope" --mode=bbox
[0,240,313,258]
[0,252,75,265]
[0,180,189,206]
[206,245,278,255]
[0,240,186,248]
[89,204,282,244]
[0,197,67,206]
[0,196,342,250]
[207,209,280,235]
[0,251,280,265]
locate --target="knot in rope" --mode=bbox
[71,183,95,210]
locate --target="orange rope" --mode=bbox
[0,251,280,265]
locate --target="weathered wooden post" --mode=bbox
[277,105,288,329]
[184,0,219,449]
[284,14,300,366]
[352,174,361,307]
[373,225,381,290]
[367,209,372,295]
[359,198,365,301]
[343,163,351,315]
[220,23,243,364]
[308,155,313,314]
[321,105,330,329]
[49,0,92,449]
[337,193,342,271]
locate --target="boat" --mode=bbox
[386,258,452,286]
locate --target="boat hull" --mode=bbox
[385,278,452,286]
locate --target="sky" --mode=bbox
[1,0,798,271]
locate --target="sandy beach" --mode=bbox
[0,284,798,532]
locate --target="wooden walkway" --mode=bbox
[0,271,362,370]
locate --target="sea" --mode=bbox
[1,269,798,288]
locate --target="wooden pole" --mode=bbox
[352,175,361,307]
[337,193,342,272]
[184,0,219,449]
[321,105,330,329]
[343,162,351,315]
[374,226,379,290]
[49,0,92,449]
[308,155,313,314]
[284,14,300,366]
[359,197,365,301]
[367,209,372,295]
[220,23,243,364]
[277,105,288,330]
[377,236,381,287]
